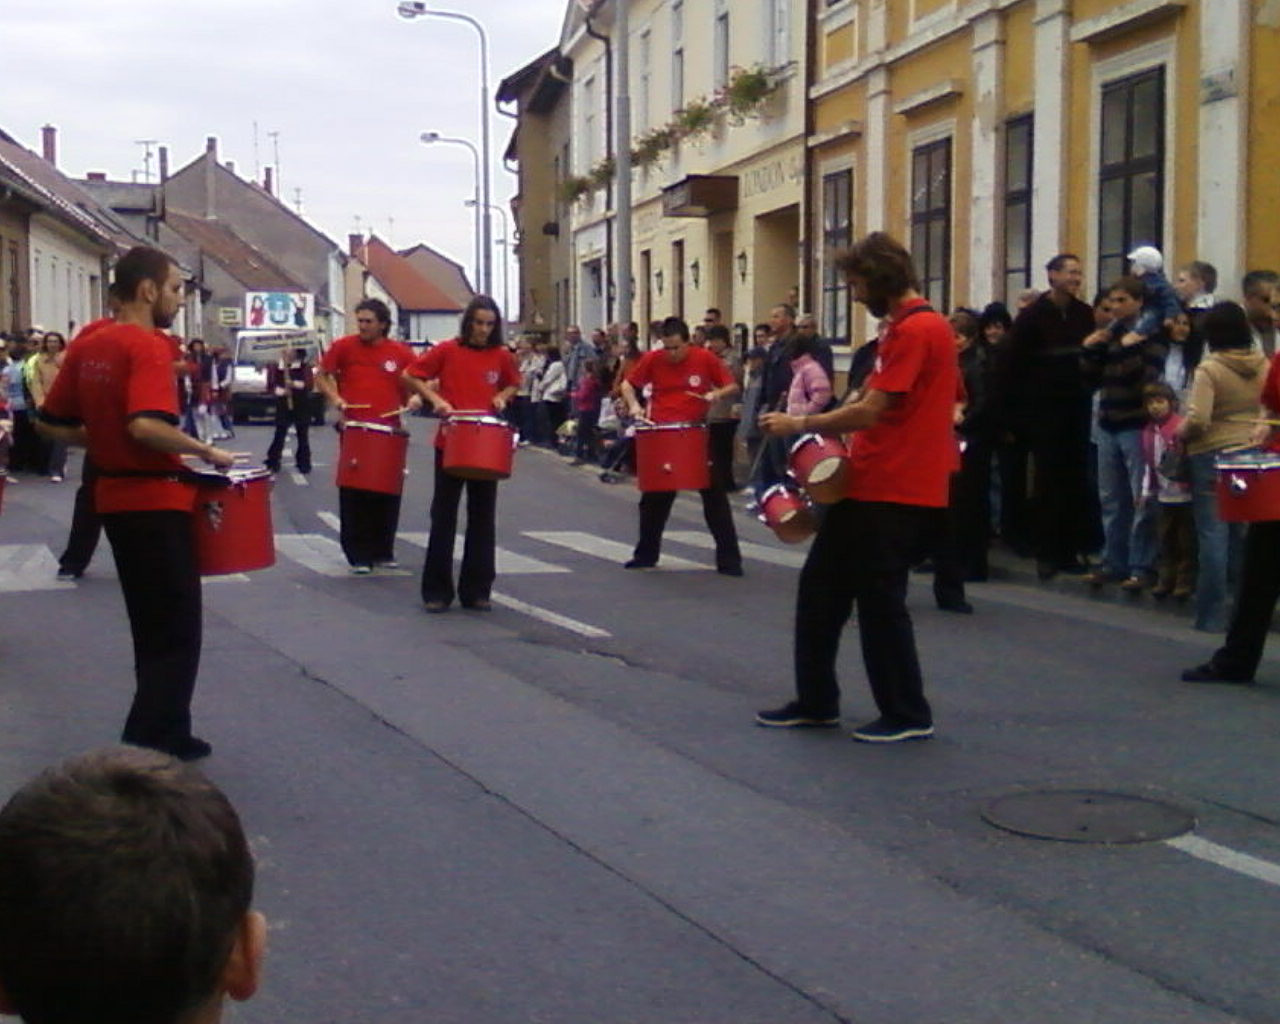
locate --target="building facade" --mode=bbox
[810,0,1280,344]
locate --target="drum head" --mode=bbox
[808,456,843,484]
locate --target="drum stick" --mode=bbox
[1226,415,1280,426]
[379,406,410,418]
[343,403,372,410]
[1221,442,1256,453]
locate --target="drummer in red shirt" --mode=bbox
[316,298,418,574]
[403,296,519,612]
[757,232,959,743]
[619,315,743,575]
[36,246,236,760]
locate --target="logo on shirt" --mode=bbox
[383,360,398,373]
[485,370,499,385]
[689,374,702,388]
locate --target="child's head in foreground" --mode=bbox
[0,747,264,1024]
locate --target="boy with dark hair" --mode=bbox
[0,747,265,1024]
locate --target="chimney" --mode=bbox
[204,136,218,220]
[158,145,169,220]
[225,160,236,175]
[263,166,274,196]
[348,234,365,258]
[86,171,107,182]
[41,125,57,166]
[158,146,169,183]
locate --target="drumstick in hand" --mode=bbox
[379,406,410,418]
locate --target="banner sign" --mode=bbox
[237,329,321,364]
[245,291,314,331]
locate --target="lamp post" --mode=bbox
[398,1,492,298]
[465,199,510,320]
[420,132,481,294]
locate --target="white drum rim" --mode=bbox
[449,412,512,427]
[634,421,706,433]
[344,421,408,437]
[194,467,273,485]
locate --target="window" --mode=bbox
[1097,67,1165,290]
[765,0,789,66]
[714,0,730,90]
[638,30,651,131]
[821,169,853,346]
[910,137,952,312]
[671,239,685,318]
[640,249,652,330]
[582,76,597,170]
[1002,115,1034,304]
[671,0,685,111]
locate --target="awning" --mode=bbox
[662,175,739,218]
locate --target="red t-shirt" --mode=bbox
[320,335,415,426]
[41,323,196,514]
[848,299,960,507]
[406,339,520,448]
[626,346,732,424]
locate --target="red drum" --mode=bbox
[788,433,849,505]
[634,422,710,492]
[192,468,275,576]
[1216,450,1280,522]
[337,421,410,495]
[442,413,517,480]
[759,484,815,544]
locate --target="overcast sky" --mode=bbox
[4,0,568,305]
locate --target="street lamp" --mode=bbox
[398,1,492,298]
[420,132,481,294]
[465,199,510,321]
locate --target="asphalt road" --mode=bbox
[2,419,1279,1023]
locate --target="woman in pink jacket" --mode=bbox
[785,334,833,417]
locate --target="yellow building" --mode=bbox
[811,0,1279,344]
[555,0,809,336]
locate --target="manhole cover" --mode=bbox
[981,789,1195,844]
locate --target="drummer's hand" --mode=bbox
[491,395,507,414]
[759,411,803,437]
[1251,422,1272,447]
[203,445,236,470]
[335,397,349,413]
[406,394,424,413]
[685,389,713,402]
[434,400,455,419]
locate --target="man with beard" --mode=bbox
[37,247,236,760]
[756,233,957,742]
[1002,253,1098,579]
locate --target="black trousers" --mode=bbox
[338,486,401,567]
[102,510,202,748]
[1212,520,1280,678]
[421,448,498,605]
[708,419,738,491]
[59,456,101,574]
[794,500,935,727]
[265,397,312,473]
[1028,401,1098,566]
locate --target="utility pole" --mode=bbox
[267,130,281,194]
[614,0,633,328]
[292,188,304,214]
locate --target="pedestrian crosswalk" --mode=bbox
[0,518,804,597]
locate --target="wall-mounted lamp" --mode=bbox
[654,268,665,295]
[689,258,701,290]
[736,250,748,282]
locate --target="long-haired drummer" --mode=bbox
[403,296,519,612]
[36,246,237,760]
[620,315,743,575]
[756,233,959,743]
[316,298,417,574]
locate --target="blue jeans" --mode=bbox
[1188,450,1244,631]
[1095,427,1155,577]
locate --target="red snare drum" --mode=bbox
[788,433,849,505]
[634,422,710,492]
[1216,450,1280,522]
[759,484,815,544]
[337,421,410,495]
[442,413,517,480]
[192,468,275,576]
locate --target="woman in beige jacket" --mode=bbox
[1179,303,1268,631]
[27,332,66,481]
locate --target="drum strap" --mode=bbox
[97,468,226,488]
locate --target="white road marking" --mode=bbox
[0,544,73,592]
[273,534,407,577]
[289,471,309,487]
[523,530,711,570]
[489,591,611,638]
[204,573,252,583]
[399,533,568,574]
[317,510,341,533]
[665,530,807,569]
[1165,834,1280,888]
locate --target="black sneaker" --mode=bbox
[1180,662,1254,684]
[755,701,839,728]
[850,718,934,743]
